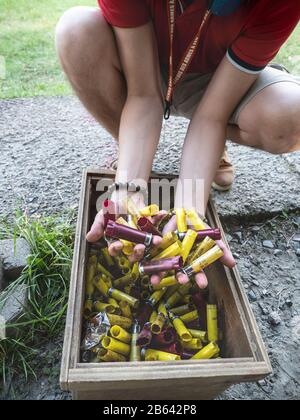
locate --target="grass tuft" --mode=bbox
[0,211,75,393]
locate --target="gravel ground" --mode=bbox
[1,96,300,400]
[2,213,299,401]
[1,96,300,221]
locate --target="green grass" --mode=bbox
[0,211,75,392]
[0,0,299,99]
[0,0,96,99]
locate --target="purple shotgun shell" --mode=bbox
[178,228,221,241]
[153,327,177,346]
[137,217,163,237]
[137,323,152,347]
[105,220,153,246]
[139,256,183,275]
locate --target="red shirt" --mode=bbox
[98,0,300,75]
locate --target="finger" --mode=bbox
[108,241,124,256]
[216,239,236,268]
[129,244,146,263]
[162,216,177,235]
[151,210,168,226]
[194,272,208,289]
[150,274,162,285]
[176,272,190,285]
[152,235,163,247]
[86,211,105,242]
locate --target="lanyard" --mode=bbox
[164,0,211,119]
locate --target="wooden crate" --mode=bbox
[60,168,272,400]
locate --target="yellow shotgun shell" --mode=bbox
[188,237,215,264]
[207,304,219,342]
[145,349,181,361]
[169,312,192,342]
[149,288,167,306]
[98,348,127,362]
[94,301,115,314]
[131,263,140,280]
[108,298,122,316]
[185,208,206,231]
[110,325,132,344]
[101,336,130,356]
[165,283,191,308]
[188,329,208,343]
[97,263,113,279]
[101,248,114,267]
[148,232,178,258]
[83,298,93,318]
[139,205,160,217]
[113,273,133,288]
[119,301,133,319]
[182,246,224,277]
[141,276,150,288]
[176,208,188,233]
[180,310,199,324]
[94,276,110,295]
[150,312,166,335]
[181,338,203,351]
[149,310,158,324]
[108,287,139,309]
[191,342,220,360]
[153,240,182,261]
[181,229,198,263]
[152,275,178,290]
[171,304,195,316]
[130,322,141,362]
[107,314,133,329]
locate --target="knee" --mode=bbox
[259,104,300,154]
[55,6,107,62]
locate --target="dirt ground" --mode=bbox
[1,212,300,401]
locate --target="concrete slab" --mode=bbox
[0,238,30,282]
[0,282,28,325]
[0,96,299,220]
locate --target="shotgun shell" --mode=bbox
[108,298,122,316]
[140,290,151,301]
[97,263,113,279]
[148,288,168,306]
[181,229,198,263]
[168,312,192,343]
[98,348,127,362]
[185,208,206,231]
[94,301,115,314]
[191,342,220,360]
[182,245,224,277]
[149,310,158,324]
[152,327,176,346]
[148,232,178,259]
[152,275,178,290]
[180,310,199,324]
[119,301,133,319]
[141,275,151,289]
[188,329,208,343]
[137,323,152,347]
[113,273,133,288]
[126,197,141,222]
[181,338,203,351]
[150,312,166,335]
[188,237,215,264]
[165,283,191,308]
[83,298,93,319]
[106,221,153,247]
[131,263,140,280]
[94,276,110,296]
[139,205,160,217]
[110,325,132,344]
[170,304,196,316]
[101,336,130,356]
[137,217,163,237]
[160,342,182,356]
[176,208,188,233]
[115,217,135,256]
[207,304,219,342]
[108,287,139,309]
[152,240,182,261]
[107,313,133,329]
[130,322,141,362]
[101,247,114,267]
[139,256,183,275]
[144,348,181,361]
[178,228,222,242]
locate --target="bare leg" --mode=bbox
[227,82,300,154]
[55,6,126,139]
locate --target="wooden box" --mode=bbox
[60,168,272,400]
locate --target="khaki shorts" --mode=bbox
[162,67,300,124]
